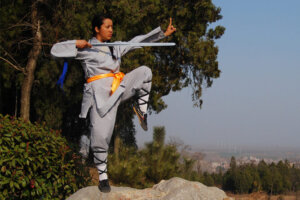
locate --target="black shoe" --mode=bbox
[98,179,111,193]
[133,103,148,131]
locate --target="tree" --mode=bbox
[0,0,94,134]
[211,170,223,187]
[1,1,71,120]
[258,160,272,192]
[202,172,214,186]
[142,126,180,183]
[181,157,196,180]
[223,156,238,192]
[267,162,283,195]
[1,0,225,147]
[277,160,292,192]
[290,165,300,192]
[230,156,237,170]
[153,126,166,146]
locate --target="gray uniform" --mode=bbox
[51,27,165,180]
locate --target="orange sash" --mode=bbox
[87,72,125,95]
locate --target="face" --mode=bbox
[95,18,113,42]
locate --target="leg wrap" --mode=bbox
[136,88,150,113]
[94,150,108,180]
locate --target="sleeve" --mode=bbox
[117,26,166,56]
[50,40,78,59]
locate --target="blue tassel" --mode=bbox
[56,60,68,89]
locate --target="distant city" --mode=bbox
[189,145,300,173]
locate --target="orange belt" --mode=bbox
[87,72,125,95]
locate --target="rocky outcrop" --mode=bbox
[66,177,232,200]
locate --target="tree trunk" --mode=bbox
[20,3,42,121]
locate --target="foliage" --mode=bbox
[210,171,223,186]
[142,141,181,184]
[0,114,91,200]
[108,126,181,188]
[153,126,166,146]
[180,157,196,180]
[202,172,215,186]
[108,145,147,188]
[222,157,300,195]
[143,126,181,183]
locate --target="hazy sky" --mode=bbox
[134,0,300,150]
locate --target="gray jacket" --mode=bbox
[51,27,165,118]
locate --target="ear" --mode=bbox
[95,26,100,33]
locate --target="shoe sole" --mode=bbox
[133,106,148,131]
[98,186,111,193]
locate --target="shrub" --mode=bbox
[108,145,147,188]
[141,142,181,184]
[108,142,181,188]
[0,114,91,200]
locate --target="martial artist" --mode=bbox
[51,14,176,192]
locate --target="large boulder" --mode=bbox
[66,177,232,200]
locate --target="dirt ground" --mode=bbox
[226,192,299,200]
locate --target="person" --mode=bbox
[51,14,176,193]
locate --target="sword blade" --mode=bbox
[91,42,176,47]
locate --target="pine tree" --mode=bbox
[153,126,166,146]
[142,126,180,183]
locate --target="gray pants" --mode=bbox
[90,66,152,179]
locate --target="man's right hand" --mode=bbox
[76,40,92,49]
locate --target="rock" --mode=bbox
[66,177,233,200]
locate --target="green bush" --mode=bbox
[108,142,181,188]
[0,114,91,200]
[108,145,147,188]
[107,126,181,188]
[141,141,181,184]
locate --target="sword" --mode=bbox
[91,42,176,47]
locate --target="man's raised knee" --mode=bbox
[140,65,152,80]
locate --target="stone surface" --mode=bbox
[66,177,233,200]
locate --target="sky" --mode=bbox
[134,0,300,151]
